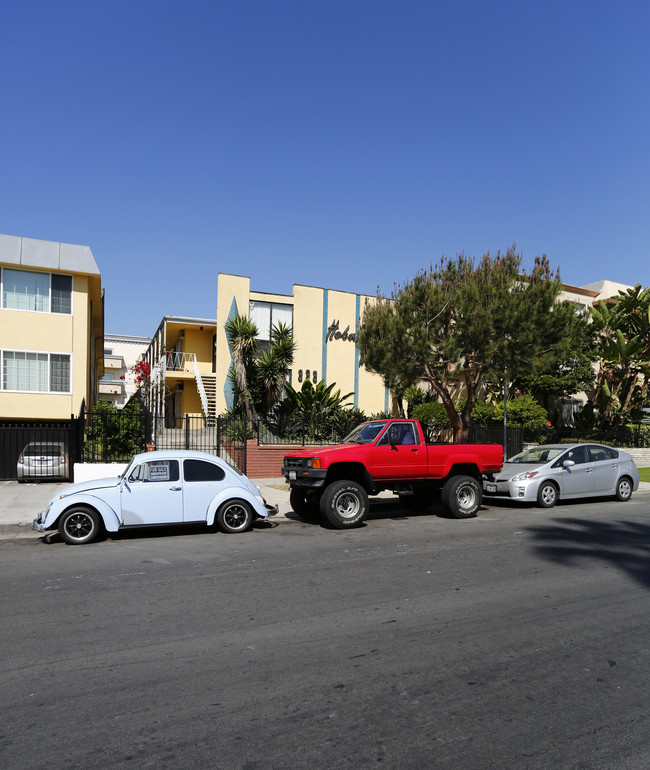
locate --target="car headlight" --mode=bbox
[510,471,538,482]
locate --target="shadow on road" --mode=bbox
[526,517,650,589]
[285,496,491,527]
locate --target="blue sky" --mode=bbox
[1,1,648,336]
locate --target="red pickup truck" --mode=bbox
[283,418,503,528]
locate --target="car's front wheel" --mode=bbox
[536,481,558,508]
[58,507,101,545]
[216,500,253,533]
[615,476,633,501]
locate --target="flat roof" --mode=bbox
[0,233,100,275]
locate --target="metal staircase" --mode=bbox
[155,351,218,425]
[196,370,218,425]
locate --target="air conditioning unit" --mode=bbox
[176,382,184,391]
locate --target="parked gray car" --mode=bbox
[483,443,640,508]
[17,441,69,481]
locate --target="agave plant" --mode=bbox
[269,379,355,442]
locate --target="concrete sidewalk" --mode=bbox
[0,478,292,539]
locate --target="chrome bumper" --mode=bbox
[32,516,45,532]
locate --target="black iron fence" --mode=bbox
[522,424,650,449]
[2,409,647,482]
[0,420,82,482]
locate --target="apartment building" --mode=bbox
[0,233,104,421]
[100,333,152,408]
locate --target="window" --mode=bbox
[184,459,226,482]
[1,351,71,392]
[588,446,618,462]
[249,300,293,341]
[51,274,72,313]
[377,423,419,446]
[555,446,588,466]
[129,460,179,483]
[1,268,72,314]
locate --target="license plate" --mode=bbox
[289,471,296,480]
[486,483,497,493]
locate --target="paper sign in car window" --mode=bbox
[148,464,170,481]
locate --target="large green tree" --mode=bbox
[357,247,592,442]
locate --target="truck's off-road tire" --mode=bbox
[440,475,481,519]
[290,488,321,520]
[320,480,368,529]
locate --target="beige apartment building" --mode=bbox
[143,273,634,427]
[143,276,391,424]
[0,233,104,421]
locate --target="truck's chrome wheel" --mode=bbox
[335,492,360,519]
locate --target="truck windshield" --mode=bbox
[341,421,387,444]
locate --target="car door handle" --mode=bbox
[410,448,419,452]
[170,486,182,491]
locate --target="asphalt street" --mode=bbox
[2,489,649,769]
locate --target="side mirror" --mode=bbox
[562,460,575,468]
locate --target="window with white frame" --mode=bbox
[249,300,293,341]
[1,351,71,392]
[1,268,72,314]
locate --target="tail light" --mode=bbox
[18,453,24,465]
[61,453,66,465]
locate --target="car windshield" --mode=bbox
[507,447,565,464]
[120,458,136,479]
[341,421,388,444]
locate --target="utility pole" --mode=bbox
[503,369,509,460]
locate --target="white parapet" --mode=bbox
[74,463,129,483]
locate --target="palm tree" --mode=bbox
[254,322,296,414]
[225,314,258,422]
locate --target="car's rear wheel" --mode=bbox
[441,476,481,519]
[536,481,558,508]
[615,476,633,501]
[216,500,253,533]
[58,507,101,545]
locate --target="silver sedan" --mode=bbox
[483,443,640,508]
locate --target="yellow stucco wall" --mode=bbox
[181,326,215,373]
[0,272,94,419]
[214,275,389,416]
[215,274,252,414]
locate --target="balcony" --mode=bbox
[99,379,125,397]
[104,354,126,372]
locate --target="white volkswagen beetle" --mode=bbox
[32,450,276,544]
